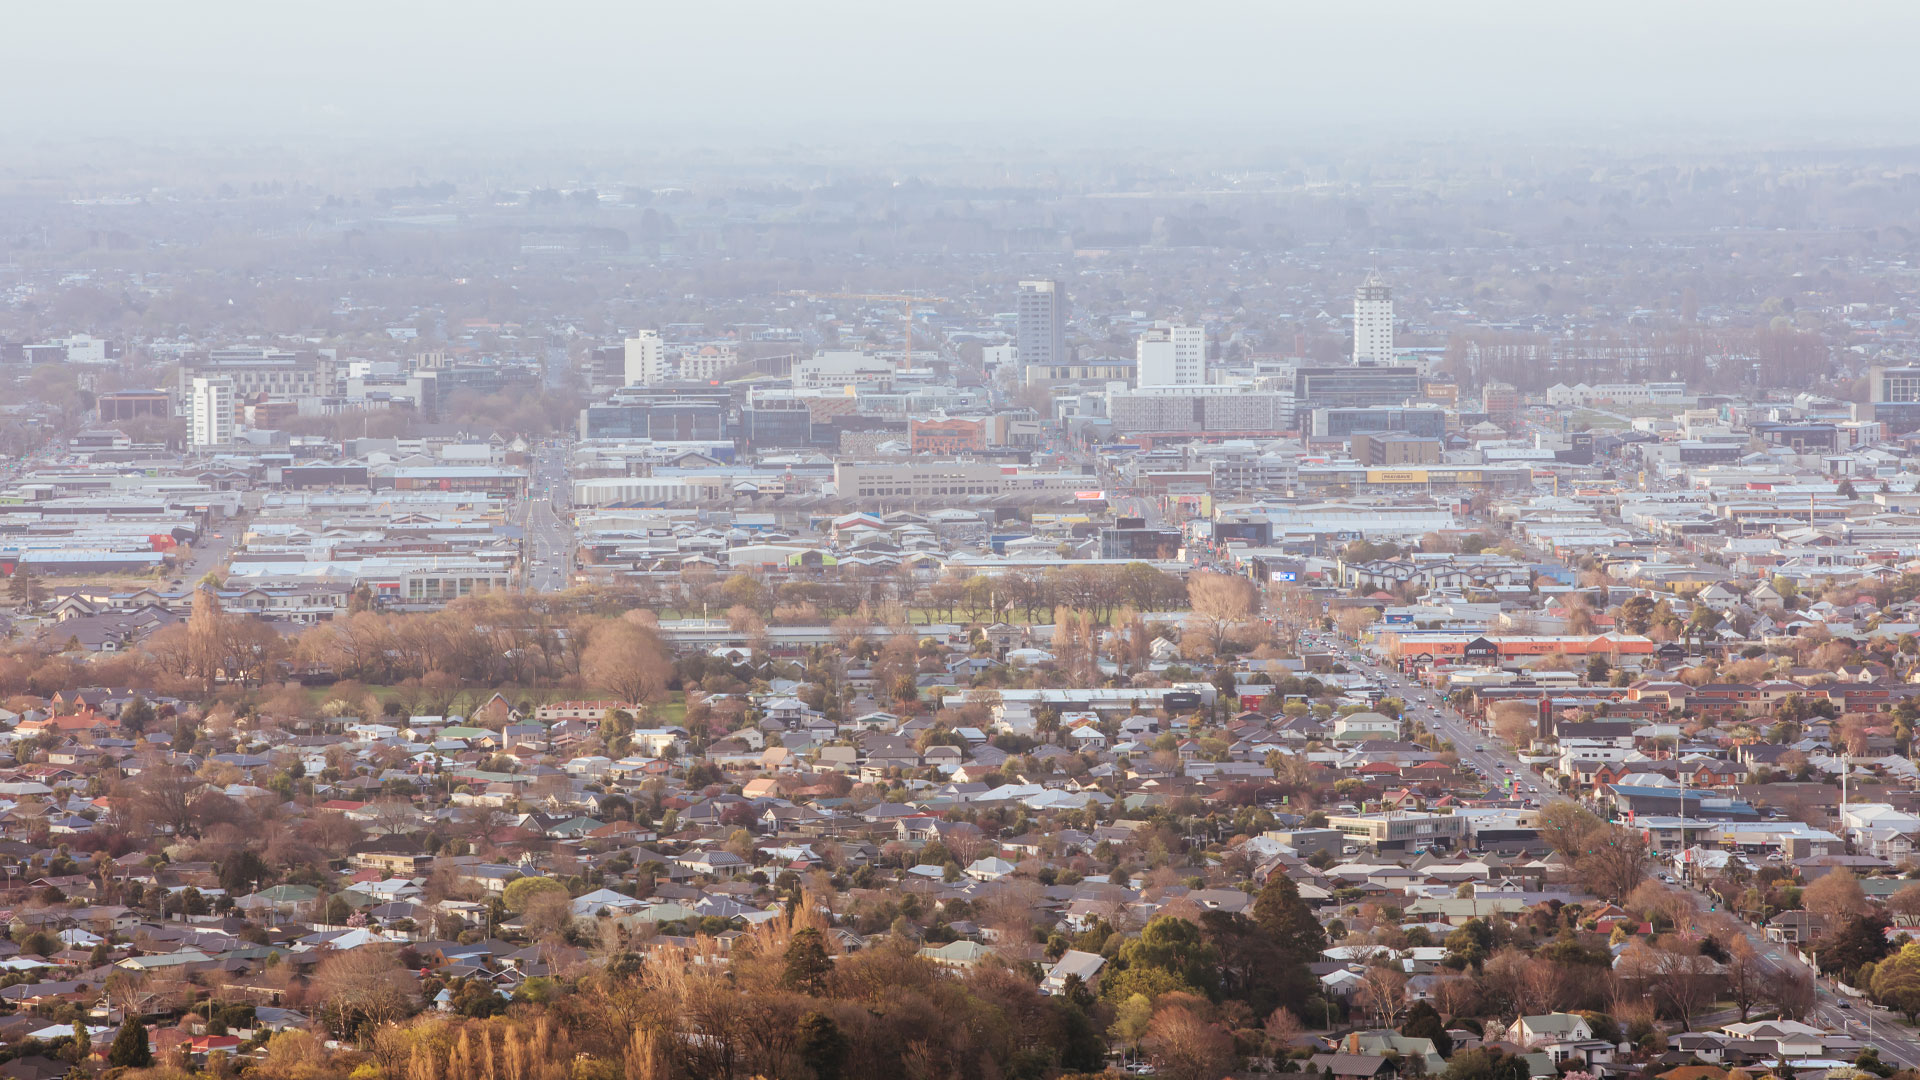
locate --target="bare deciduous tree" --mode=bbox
[1355,965,1409,1027]
[310,946,419,1041]
[1626,881,1697,930]
[1264,1007,1304,1054]
[1651,941,1718,1030]
[1147,1005,1235,1080]
[1774,968,1817,1020]
[1575,825,1649,901]
[1803,867,1870,921]
[364,799,420,837]
[582,620,673,712]
[1723,935,1766,1021]
[1184,572,1260,657]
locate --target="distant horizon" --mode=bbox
[8,0,1920,156]
[16,125,1920,196]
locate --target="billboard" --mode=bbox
[1075,490,1106,501]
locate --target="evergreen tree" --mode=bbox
[1402,1000,1453,1056]
[8,571,45,607]
[795,1012,847,1080]
[1254,873,1328,965]
[782,927,834,995]
[1819,914,1894,975]
[1445,919,1494,969]
[108,1022,150,1069]
[119,696,155,734]
[67,1022,90,1064]
[1052,997,1109,1074]
[1443,1049,1528,1080]
[1111,916,1220,999]
[1585,654,1610,684]
[1199,908,1315,1017]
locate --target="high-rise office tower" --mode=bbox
[189,377,235,447]
[1016,280,1067,371]
[624,330,666,386]
[1354,272,1394,365]
[1136,323,1206,385]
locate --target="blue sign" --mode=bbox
[1276,571,1298,581]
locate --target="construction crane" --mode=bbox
[786,292,949,369]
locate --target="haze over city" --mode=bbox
[9,1,1920,146]
[7,7,1920,1080]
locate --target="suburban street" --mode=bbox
[1341,639,1920,1059]
[521,441,573,593]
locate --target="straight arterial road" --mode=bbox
[521,441,573,593]
[1340,647,1543,808]
[1342,639,1920,1060]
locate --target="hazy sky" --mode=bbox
[7,0,1920,147]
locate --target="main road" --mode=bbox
[521,441,573,593]
[1339,635,1920,1060]
[1688,882,1920,1065]
[1335,643,1544,807]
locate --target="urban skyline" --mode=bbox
[0,7,1918,1080]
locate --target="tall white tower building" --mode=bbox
[1136,323,1206,385]
[1353,272,1394,365]
[189,377,235,447]
[624,330,666,386]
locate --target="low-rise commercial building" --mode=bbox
[1326,811,1467,853]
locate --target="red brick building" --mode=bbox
[909,417,988,454]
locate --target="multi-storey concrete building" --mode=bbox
[1353,273,1394,365]
[1109,385,1292,433]
[1016,280,1067,373]
[189,377,235,447]
[624,331,667,386]
[179,347,325,414]
[1352,432,1443,466]
[796,350,894,390]
[1136,323,1205,386]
